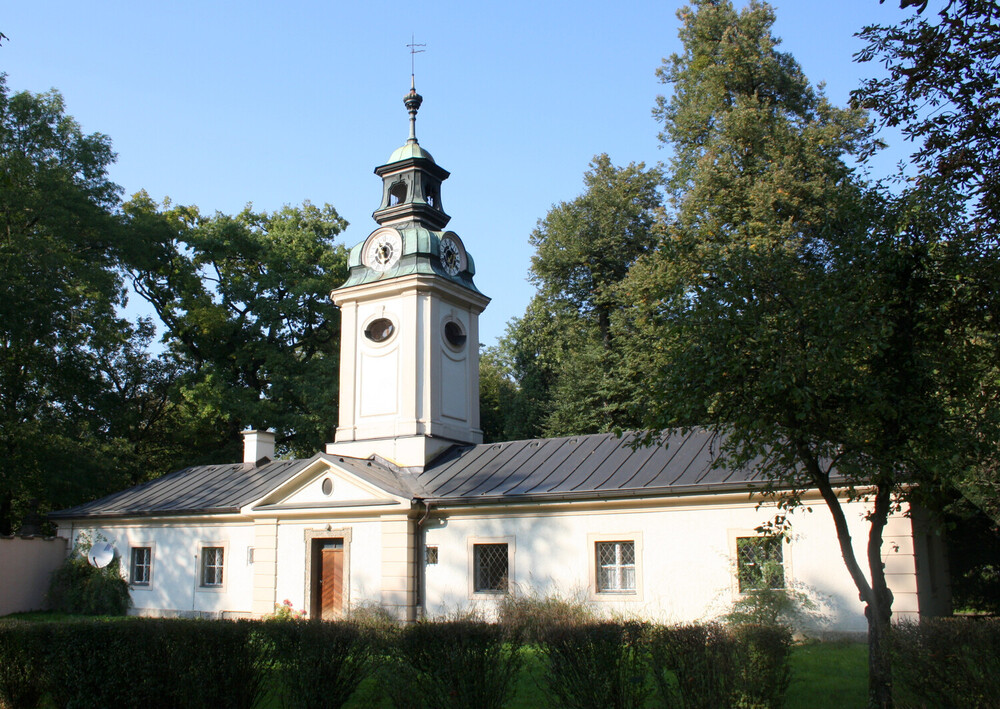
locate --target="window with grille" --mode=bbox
[736,536,784,592]
[201,547,225,587]
[130,546,151,586]
[473,543,508,593]
[596,541,636,592]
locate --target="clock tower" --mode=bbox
[327,80,490,468]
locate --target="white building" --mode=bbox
[51,83,950,632]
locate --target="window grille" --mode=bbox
[473,543,508,592]
[596,541,636,592]
[130,547,151,586]
[202,547,224,587]
[736,536,784,592]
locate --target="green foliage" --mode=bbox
[892,618,1000,709]
[387,620,523,709]
[648,623,792,709]
[124,194,350,459]
[538,621,651,709]
[0,622,45,709]
[262,620,384,709]
[854,0,1000,236]
[496,155,664,438]
[0,74,166,533]
[47,536,130,616]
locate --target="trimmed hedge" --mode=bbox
[0,619,268,709]
[387,619,523,709]
[647,623,792,709]
[263,620,383,709]
[893,617,1000,709]
[538,621,651,709]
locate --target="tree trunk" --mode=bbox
[866,592,894,709]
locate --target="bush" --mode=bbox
[263,620,384,709]
[498,591,595,644]
[47,541,130,616]
[12,618,268,709]
[647,623,791,709]
[893,617,1000,709]
[0,622,47,709]
[388,620,523,709]
[539,621,651,709]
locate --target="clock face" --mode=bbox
[365,230,403,272]
[439,236,463,276]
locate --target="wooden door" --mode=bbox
[320,541,344,620]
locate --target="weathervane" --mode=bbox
[407,35,426,83]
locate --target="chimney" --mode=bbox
[241,429,275,465]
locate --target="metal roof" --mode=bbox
[415,429,766,504]
[50,429,767,521]
[49,458,313,520]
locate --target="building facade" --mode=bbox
[51,84,950,632]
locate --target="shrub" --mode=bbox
[648,624,733,709]
[539,621,651,709]
[0,622,47,709]
[498,591,595,644]
[893,617,1000,709]
[47,538,130,616]
[263,620,383,709]
[647,623,791,709]
[388,620,523,709]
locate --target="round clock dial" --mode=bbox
[439,236,463,276]
[365,230,403,272]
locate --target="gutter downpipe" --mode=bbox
[414,499,433,620]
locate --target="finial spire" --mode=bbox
[405,36,426,144]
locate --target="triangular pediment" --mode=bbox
[244,454,412,514]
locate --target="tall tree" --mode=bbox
[498,154,663,438]
[124,194,350,459]
[854,0,1000,613]
[620,2,999,705]
[0,75,160,532]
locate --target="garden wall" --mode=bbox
[0,535,67,615]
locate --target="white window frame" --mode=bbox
[588,532,643,601]
[129,543,154,589]
[198,542,228,592]
[467,536,514,597]
[729,530,789,597]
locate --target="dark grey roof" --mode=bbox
[416,429,765,504]
[50,452,421,521]
[49,458,314,520]
[51,429,768,520]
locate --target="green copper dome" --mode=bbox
[388,140,435,164]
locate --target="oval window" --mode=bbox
[365,318,395,343]
[444,320,467,348]
[321,478,334,496]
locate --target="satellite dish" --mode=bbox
[87,541,115,568]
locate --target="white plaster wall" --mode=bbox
[273,518,385,614]
[61,522,256,617]
[423,498,909,633]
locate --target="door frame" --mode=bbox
[304,527,352,618]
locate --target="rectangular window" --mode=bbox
[473,543,508,593]
[130,546,151,586]
[596,541,636,592]
[201,547,225,587]
[736,536,784,592]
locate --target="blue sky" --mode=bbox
[3,0,908,347]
